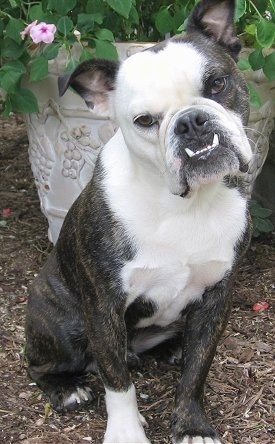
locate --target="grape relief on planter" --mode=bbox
[26,98,117,243]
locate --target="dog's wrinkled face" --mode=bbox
[58,0,252,197]
[113,40,252,196]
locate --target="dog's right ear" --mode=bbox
[58,58,120,117]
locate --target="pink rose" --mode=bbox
[29,22,57,44]
[20,20,38,40]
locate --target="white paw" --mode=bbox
[104,384,151,443]
[177,437,221,444]
[63,386,94,408]
[104,411,150,443]
[103,423,150,443]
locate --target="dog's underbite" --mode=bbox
[25,1,253,443]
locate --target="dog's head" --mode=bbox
[59,0,252,196]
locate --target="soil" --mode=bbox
[0,114,274,444]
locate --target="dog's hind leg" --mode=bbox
[25,325,97,412]
[25,321,97,412]
[25,253,96,412]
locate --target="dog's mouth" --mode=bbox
[166,130,250,197]
[184,133,220,160]
[180,131,248,174]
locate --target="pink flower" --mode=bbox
[20,20,38,40]
[29,22,57,44]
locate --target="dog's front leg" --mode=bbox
[171,276,234,444]
[86,308,150,444]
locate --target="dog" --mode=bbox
[25,0,253,442]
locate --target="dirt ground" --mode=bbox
[0,114,274,444]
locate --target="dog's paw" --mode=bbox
[175,437,221,444]
[104,384,151,443]
[103,424,150,444]
[104,411,150,443]
[127,350,141,368]
[52,385,95,412]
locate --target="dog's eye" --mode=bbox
[211,77,227,95]
[134,114,157,127]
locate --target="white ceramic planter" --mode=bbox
[25,44,275,243]
[243,68,275,195]
[25,43,153,243]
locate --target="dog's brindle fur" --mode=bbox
[25,1,252,442]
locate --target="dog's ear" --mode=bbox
[58,59,120,116]
[186,0,241,59]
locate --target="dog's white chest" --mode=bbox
[119,185,247,327]
[122,255,229,327]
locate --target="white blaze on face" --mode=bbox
[114,42,207,124]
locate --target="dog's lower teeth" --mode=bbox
[185,148,195,158]
[186,133,220,159]
[212,133,219,147]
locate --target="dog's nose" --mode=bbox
[174,110,209,138]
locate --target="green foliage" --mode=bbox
[0,0,142,114]
[235,0,275,84]
[250,200,274,237]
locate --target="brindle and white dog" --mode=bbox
[25,0,253,442]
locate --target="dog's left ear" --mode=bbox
[58,58,120,117]
[186,0,241,59]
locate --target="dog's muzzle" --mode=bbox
[164,106,251,196]
[174,109,220,160]
[171,108,249,172]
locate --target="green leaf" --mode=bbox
[256,0,269,14]
[9,88,39,113]
[65,58,79,71]
[8,0,18,8]
[256,19,275,48]
[95,28,114,42]
[250,204,272,218]
[254,217,274,233]
[86,0,105,14]
[43,43,59,60]
[0,70,23,93]
[234,0,246,21]
[252,227,260,238]
[77,13,103,32]
[94,39,118,59]
[5,18,25,45]
[47,0,76,15]
[29,4,46,22]
[128,4,139,26]
[247,83,262,108]
[155,7,175,35]
[244,23,256,37]
[237,57,251,71]
[0,19,4,37]
[79,48,93,62]
[57,16,74,35]
[29,55,48,81]
[248,49,265,71]
[1,60,26,74]
[0,37,25,59]
[106,0,132,19]
[0,220,8,227]
[263,51,275,80]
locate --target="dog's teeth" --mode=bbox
[185,148,195,158]
[212,133,219,147]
